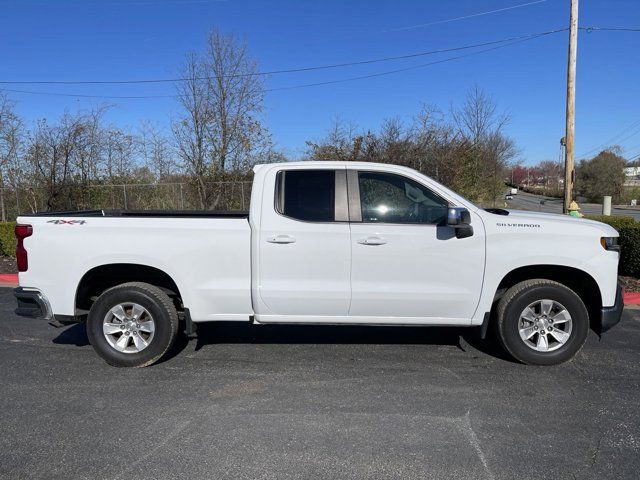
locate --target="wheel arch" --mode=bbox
[75,263,184,314]
[494,264,602,331]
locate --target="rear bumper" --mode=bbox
[599,284,623,334]
[14,287,54,320]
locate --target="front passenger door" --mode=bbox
[348,170,485,322]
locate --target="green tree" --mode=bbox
[576,150,625,202]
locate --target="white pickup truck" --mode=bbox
[14,161,623,367]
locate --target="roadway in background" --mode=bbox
[505,191,640,220]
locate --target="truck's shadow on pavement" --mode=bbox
[52,323,90,347]
[53,321,514,363]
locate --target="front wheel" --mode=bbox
[496,279,589,365]
[86,282,179,367]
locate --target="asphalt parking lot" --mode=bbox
[1,287,639,480]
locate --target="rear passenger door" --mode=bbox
[256,167,351,319]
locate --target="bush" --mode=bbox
[618,225,640,277]
[585,215,640,277]
[584,215,637,230]
[0,222,16,257]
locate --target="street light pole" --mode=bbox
[563,0,579,213]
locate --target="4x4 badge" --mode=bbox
[47,220,87,225]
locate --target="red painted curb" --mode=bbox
[624,292,640,306]
[0,273,18,286]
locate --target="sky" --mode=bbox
[1,0,639,164]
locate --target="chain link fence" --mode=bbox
[0,181,253,221]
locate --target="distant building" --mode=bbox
[624,166,640,177]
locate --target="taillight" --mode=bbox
[15,224,33,272]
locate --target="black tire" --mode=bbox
[496,279,589,365]
[86,282,179,367]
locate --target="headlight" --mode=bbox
[601,237,620,252]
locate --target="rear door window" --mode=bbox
[276,170,336,222]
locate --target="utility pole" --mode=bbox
[563,0,579,213]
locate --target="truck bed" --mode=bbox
[20,209,249,219]
[18,211,253,321]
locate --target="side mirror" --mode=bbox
[446,207,474,239]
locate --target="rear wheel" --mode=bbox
[86,282,179,367]
[496,279,589,365]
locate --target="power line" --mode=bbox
[0,88,173,100]
[1,24,635,100]
[388,0,547,32]
[2,24,634,88]
[577,119,640,158]
[267,35,547,92]
[616,126,640,145]
[0,32,557,100]
[580,26,640,32]
[0,28,567,85]
[625,143,640,155]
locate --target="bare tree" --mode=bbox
[536,159,563,189]
[452,85,508,143]
[27,113,86,210]
[305,117,363,161]
[22,107,131,210]
[173,29,270,209]
[306,88,517,206]
[102,128,136,182]
[139,121,176,181]
[377,117,413,166]
[73,106,108,207]
[409,105,459,184]
[451,86,516,205]
[0,92,24,221]
[173,52,210,208]
[204,29,268,173]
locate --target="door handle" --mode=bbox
[357,236,387,246]
[267,234,296,244]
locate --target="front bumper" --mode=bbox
[14,287,54,320]
[599,284,624,334]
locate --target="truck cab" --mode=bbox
[251,162,484,325]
